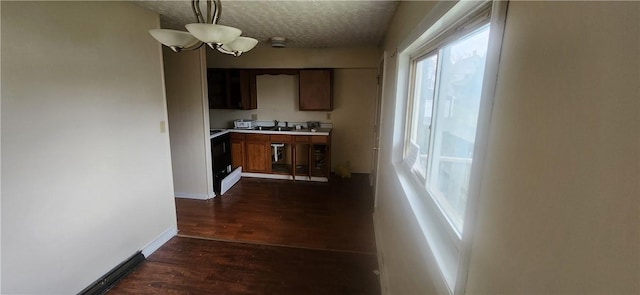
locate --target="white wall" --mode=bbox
[208,48,379,173]
[374,2,442,294]
[332,69,377,173]
[1,2,177,293]
[465,2,639,294]
[374,1,639,294]
[164,48,213,198]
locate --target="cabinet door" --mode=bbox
[227,70,242,108]
[245,141,269,173]
[207,69,228,109]
[239,70,257,110]
[244,134,270,173]
[207,69,257,110]
[299,69,333,111]
[231,140,245,169]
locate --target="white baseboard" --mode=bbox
[373,211,390,294]
[141,225,177,258]
[174,192,212,200]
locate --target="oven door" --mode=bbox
[211,133,231,194]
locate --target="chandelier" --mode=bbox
[149,0,258,57]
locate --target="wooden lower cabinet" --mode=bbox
[244,134,270,173]
[229,132,330,179]
[291,134,330,179]
[230,133,245,169]
[310,135,330,178]
[310,143,330,177]
[269,135,293,175]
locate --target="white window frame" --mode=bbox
[406,22,492,235]
[391,1,508,294]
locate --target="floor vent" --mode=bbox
[78,251,145,295]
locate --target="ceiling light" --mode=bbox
[149,0,258,57]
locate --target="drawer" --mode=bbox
[230,133,245,140]
[246,133,269,142]
[294,135,310,143]
[270,134,292,143]
[310,135,329,144]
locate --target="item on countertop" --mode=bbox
[234,119,255,129]
[307,121,321,129]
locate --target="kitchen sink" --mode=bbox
[252,126,294,131]
[274,127,293,131]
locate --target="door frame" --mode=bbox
[370,53,386,207]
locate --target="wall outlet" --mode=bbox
[160,121,167,133]
[326,112,331,120]
[251,114,258,120]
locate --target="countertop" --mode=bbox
[210,128,331,139]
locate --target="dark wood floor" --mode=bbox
[108,174,380,294]
[177,175,376,253]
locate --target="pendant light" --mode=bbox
[149,0,258,57]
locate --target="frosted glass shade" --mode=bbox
[185,24,242,44]
[221,37,259,53]
[149,29,199,49]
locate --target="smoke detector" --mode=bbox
[270,37,286,48]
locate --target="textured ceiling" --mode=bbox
[132,0,399,48]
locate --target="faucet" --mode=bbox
[273,120,279,127]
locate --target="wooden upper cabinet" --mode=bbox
[299,69,333,111]
[207,69,257,110]
[207,69,228,109]
[240,70,257,110]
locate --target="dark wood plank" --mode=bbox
[176,175,376,253]
[109,174,380,294]
[108,237,380,295]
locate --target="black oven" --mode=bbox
[211,132,231,195]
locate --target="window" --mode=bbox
[394,1,506,292]
[406,24,491,234]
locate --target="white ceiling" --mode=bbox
[132,0,399,48]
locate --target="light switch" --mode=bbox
[160,121,167,133]
[251,114,258,120]
[326,112,331,120]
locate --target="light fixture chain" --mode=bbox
[210,0,216,24]
[213,0,221,24]
[191,0,205,23]
[206,0,211,24]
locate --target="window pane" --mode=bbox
[409,54,438,178]
[427,26,490,232]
